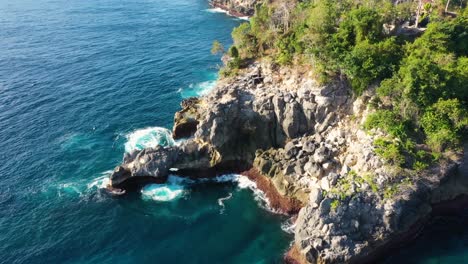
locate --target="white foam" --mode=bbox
[180,80,217,99]
[141,184,185,202]
[205,8,250,21]
[53,171,112,198]
[218,192,233,214]
[57,183,83,196]
[87,172,112,189]
[205,7,229,14]
[210,174,274,212]
[281,217,296,234]
[124,127,175,153]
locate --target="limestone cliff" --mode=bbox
[108,61,467,263]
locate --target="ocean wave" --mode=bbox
[124,127,175,153]
[281,217,296,234]
[204,8,228,14]
[205,8,250,21]
[86,172,112,189]
[138,174,271,211]
[141,184,185,202]
[218,192,233,214]
[53,171,112,198]
[209,174,273,212]
[140,175,189,202]
[179,79,217,98]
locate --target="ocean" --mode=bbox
[1,0,467,263]
[0,0,291,263]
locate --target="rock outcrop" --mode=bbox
[209,0,260,17]
[109,61,467,263]
[111,62,349,190]
[173,97,201,139]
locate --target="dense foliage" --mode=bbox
[223,0,468,168]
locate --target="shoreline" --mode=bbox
[107,7,468,260]
[208,1,251,19]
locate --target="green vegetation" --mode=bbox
[384,185,400,199]
[328,170,380,205]
[211,40,224,55]
[221,0,467,169]
[330,199,340,211]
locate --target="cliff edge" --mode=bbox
[108,61,467,263]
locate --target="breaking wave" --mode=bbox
[205,7,228,14]
[281,217,296,234]
[140,176,189,202]
[205,8,250,21]
[53,171,112,197]
[138,174,271,212]
[179,79,217,98]
[124,127,175,153]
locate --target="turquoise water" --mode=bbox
[1,0,466,263]
[0,0,292,263]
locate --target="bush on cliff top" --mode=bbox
[226,0,467,160]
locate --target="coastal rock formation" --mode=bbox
[173,97,201,139]
[112,62,349,189]
[209,0,260,17]
[109,61,467,263]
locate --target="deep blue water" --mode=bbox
[1,0,468,263]
[0,0,291,263]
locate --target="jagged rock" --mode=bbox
[108,61,466,264]
[314,145,329,163]
[304,161,323,179]
[309,188,323,208]
[320,177,331,191]
[173,97,201,139]
[285,141,298,159]
[110,146,179,187]
[303,140,316,153]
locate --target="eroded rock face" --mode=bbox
[110,146,179,187]
[109,61,467,263]
[294,161,462,264]
[110,140,219,187]
[173,97,201,139]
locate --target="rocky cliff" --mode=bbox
[209,0,260,17]
[108,61,467,263]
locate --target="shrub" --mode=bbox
[330,199,340,211]
[232,23,257,58]
[211,40,224,55]
[374,138,406,166]
[421,98,468,150]
[229,46,239,58]
[364,110,410,139]
[343,38,402,94]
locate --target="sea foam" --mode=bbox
[205,8,250,21]
[124,127,175,153]
[141,175,190,202]
[281,217,296,234]
[210,174,272,212]
[205,8,229,14]
[180,79,217,98]
[141,184,185,202]
[53,171,112,198]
